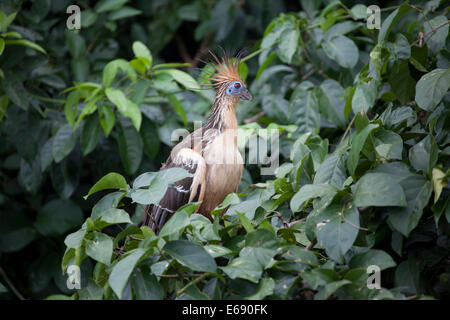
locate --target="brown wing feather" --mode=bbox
[144,148,206,234]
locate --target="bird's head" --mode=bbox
[208,51,253,102]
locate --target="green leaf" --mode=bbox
[130,269,163,300]
[95,0,128,13]
[373,129,403,160]
[349,249,396,271]
[81,114,101,156]
[423,16,449,54]
[408,135,438,174]
[52,124,77,163]
[278,27,299,63]
[313,153,347,189]
[159,211,189,237]
[389,60,416,105]
[167,93,187,126]
[395,261,421,295]
[64,228,86,249]
[85,232,113,265]
[352,81,377,114]
[130,168,192,205]
[105,88,141,131]
[347,123,379,177]
[353,173,407,207]
[415,68,450,111]
[44,295,72,300]
[103,59,137,88]
[283,246,318,266]
[71,57,89,82]
[66,31,85,58]
[245,278,275,300]
[0,11,17,32]
[95,208,132,226]
[0,227,37,253]
[98,105,115,137]
[289,81,321,133]
[316,80,346,127]
[322,35,359,69]
[108,6,142,20]
[388,176,433,237]
[221,256,263,283]
[432,168,447,204]
[163,240,217,273]
[4,39,46,54]
[394,33,411,60]
[132,41,152,67]
[109,248,147,299]
[64,91,79,128]
[290,184,338,212]
[140,118,159,160]
[79,279,103,300]
[236,212,255,233]
[87,172,127,197]
[315,280,351,300]
[378,2,411,43]
[159,69,200,91]
[34,199,83,236]
[301,268,339,290]
[0,38,5,56]
[240,229,279,268]
[116,117,143,174]
[324,21,359,41]
[204,245,232,258]
[316,204,359,263]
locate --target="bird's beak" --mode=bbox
[239,88,253,101]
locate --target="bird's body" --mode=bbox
[144,53,252,233]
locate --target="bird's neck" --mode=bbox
[205,96,239,131]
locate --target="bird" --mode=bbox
[144,52,253,234]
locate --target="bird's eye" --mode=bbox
[234,82,241,89]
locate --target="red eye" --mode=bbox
[234,82,241,89]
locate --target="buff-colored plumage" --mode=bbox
[145,52,251,233]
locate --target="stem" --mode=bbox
[306,239,317,251]
[176,272,210,297]
[244,111,265,124]
[240,48,263,63]
[0,267,26,300]
[339,114,356,145]
[156,273,204,278]
[307,5,400,30]
[413,20,450,46]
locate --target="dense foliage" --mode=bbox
[0,0,449,300]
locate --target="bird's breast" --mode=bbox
[199,130,243,215]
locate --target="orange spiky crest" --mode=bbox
[208,51,244,88]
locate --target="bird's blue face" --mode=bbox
[225,81,253,101]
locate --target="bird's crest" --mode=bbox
[206,50,245,88]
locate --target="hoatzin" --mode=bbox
[144,53,252,233]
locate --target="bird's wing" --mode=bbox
[144,147,206,234]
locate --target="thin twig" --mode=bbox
[287,218,306,228]
[176,273,210,297]
[0,267,26,300]
[156,273,204,278]
[413,19,450,47]
[274,211,289,228]
[339,114,356,144]
[175,34,194,65]
[306,239,317,251]
[244,111,265,124]
[240,48,263,63]
[191,32,213,69]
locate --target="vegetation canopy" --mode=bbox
[0,0,449,300]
